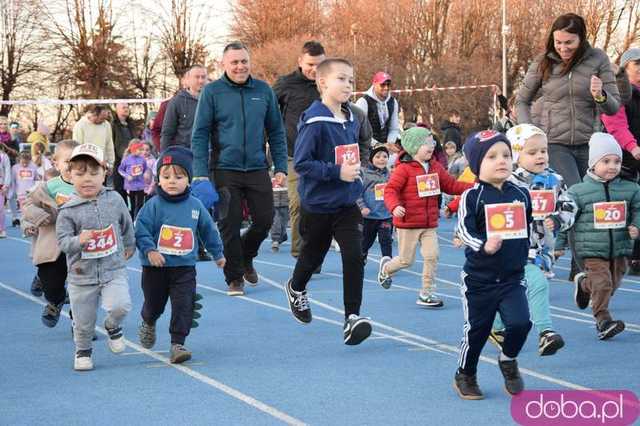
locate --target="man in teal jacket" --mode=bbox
[191,41,287,296]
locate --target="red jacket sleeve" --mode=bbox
[384,163,407,213]
[435,161,474,195]
[151,100,169,152]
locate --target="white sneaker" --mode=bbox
[74,350,93,371]
[105,322,126,353]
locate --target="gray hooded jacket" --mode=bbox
[516,45,620,146]
[160,89,199,151]
[56,188,135,285]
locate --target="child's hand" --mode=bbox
[544,217,556,231]
[124,248,135,260]
[147,250,165,267]
[361,207,370,217]
[215,257,226,268]
[483,236,502,255]
[629,225,639,239]
[392,206,405,217]
[273,172,286,186]
[443,206,452,218]
[79,230,93,246]
[339,160,360,182]
[24,227,37,236]
[554,250,565,259]
[452,236,463,248]
[127,176,133,181]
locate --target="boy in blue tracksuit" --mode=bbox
[284,58,373,346]
[135,146,225,364]
[357,143,393,262]
[454,130,533,400]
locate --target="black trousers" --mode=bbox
[113,160,128,202]
[141,266,197,345]
[291,205,364,318]
[128,190,145,220]
[213,169,273,284]
[362,218,393,258]
[38,253,67,305]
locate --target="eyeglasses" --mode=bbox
[380,82,391,87]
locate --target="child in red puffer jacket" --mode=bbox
[378,127,473,307]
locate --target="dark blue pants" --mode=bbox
[362,218,393,259]
[458,273,532,375]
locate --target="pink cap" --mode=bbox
[372,71,392,85]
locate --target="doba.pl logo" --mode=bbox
[511,390,640,425]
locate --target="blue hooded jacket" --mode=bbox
[294,100,362,214]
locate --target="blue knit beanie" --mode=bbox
[157,146,193,182]
[463,130,511,176]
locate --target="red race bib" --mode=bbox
[82,225,118,259]
[593,201,627,229]
[19,169,33,180]
[529,189,556,219]
[157,225,194,256]
[485,202,528,240]
[334,143,360,165]
[374,184,386,201]
[131,164,143,177]
[416,173,440,197]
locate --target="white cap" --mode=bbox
[506,124,547,164]
[588,132,622,169]
[69,143,105,166]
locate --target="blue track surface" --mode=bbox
[1,217,638,425]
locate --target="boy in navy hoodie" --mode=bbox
[284,58,373,345]
[135,146,225,364]
[454,130,533,400]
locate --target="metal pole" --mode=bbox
[502,0,508,98]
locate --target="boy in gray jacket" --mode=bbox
[56,144,136,371]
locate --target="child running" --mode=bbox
[0,147,11,238]
[22,140,79,327]
[284,57,373,345]
[357,143,393,263]
[555,133,640,340]
[377,126,472,307]
[11,151,39,214]
[487,124,574,356]
[118,139,148,219]
[135,146,225,363]
[454,130,532,400]
[56,143,135,371]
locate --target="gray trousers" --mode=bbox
[68,272,132,351]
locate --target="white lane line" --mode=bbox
[121,350,169,356]
[0,280,306,426]
[250,273,590,391]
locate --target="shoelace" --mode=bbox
[107,326,123,339]
[293,292,310,311]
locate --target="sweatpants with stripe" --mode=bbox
[493,264,553,334]
[458,274,532,376]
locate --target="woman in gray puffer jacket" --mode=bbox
[516,13,620,187]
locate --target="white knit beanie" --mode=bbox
[588,132,622,169]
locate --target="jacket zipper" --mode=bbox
[240,88,247,170]
[94,200,101,284]
[569,72,576,145]
[604,182,613,259]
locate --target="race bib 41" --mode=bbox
[485,202,528,240]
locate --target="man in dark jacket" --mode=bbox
[112,103,137,201]
[273,41,326,259]
[191,42,287,296]
[161,65,207,151]
[440,110,463,151]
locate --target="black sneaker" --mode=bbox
[243,261,259,286]
[416,293,444,308]
[343,314,372,345]
[453,369,484,400]
[538,330,565,356]
[313,265,322,274]
[597,319,625,340]
[42,302,63,328]
[284,279,311,323]
[30,275,43,297]
[488,329,505,352]
[498,359,525,396]
[573,272,589,310]
[12,219,20,227]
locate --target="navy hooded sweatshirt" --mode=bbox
[294,100,362,214]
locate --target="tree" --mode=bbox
[0,0,43,115]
